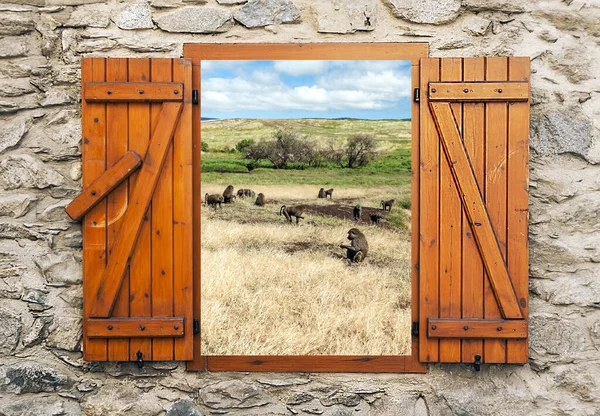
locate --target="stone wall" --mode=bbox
[0,0,598,414]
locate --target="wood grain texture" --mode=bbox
[207,356,425,373]
[150,59,175,361]
[484,57,509,362]
[419,58,440,363]
[173,59,194,361]
[89,102,183,319]
[66,152,141,221]
[187,61,206,371]
[430,102,522,320]
[82,58,108,361]
[106,58,130,361]
[185,45,426,372]
[438,58,463,363]
[428,319,527,339]
[460,58,486,363]
[127,58,153,361]
[85,82,183,102]
[429,82,528,101]
[87,318,185,338]
[184,43,429,64]
[506,57,530,363]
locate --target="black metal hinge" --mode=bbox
[474,354,482,371]
[412,321,419,337]
[414,88,420,103]
[192,90,199,105]
[193,319,200,334]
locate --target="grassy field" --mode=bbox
[202,118,411,150]
[201,118,412,356]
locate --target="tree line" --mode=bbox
[239,129,379,170]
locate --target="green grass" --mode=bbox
[201,118,412,187]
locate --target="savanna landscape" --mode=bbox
[200,118,413,356]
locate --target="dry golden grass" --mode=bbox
[200,185,412,356]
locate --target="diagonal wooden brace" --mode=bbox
[429,102,523,319]
[89,102,183,318]
[65,151,142,221]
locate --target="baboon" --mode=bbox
[353,204,362,221]
[255,193,265,206]
[325,188,334,199]
[318,188,325,198]
[236,189,245,198]
[370,214,383,224]
[381,199,395,212]
[223,185,235,203]
[340,228,369,263]
[279,205,305,224]
[244,189,256,198]
[205,193,224,209]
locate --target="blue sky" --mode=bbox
[201,60,412,120]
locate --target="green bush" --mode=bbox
[201,141,209,152]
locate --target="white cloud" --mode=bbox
[201,60,411,115]
[273,60,330,76]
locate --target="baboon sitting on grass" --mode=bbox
[340,228,368,263]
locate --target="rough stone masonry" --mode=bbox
[0,0,599,415]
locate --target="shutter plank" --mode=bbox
[88,317,185,338]
[82,58,108,361]
[428,319,527,339]
[419,58,440,362]
[484,57,509,362]
[128,58,153,361]
[438,58,462,363]
[150,59,175,361]
[106,58,130,361]
[506,57,530,363]
[428,82,528,102]
[65,151,141,221]
[89,102,183,319]
[85,82,183,102]
[173,59,194,361]
[460,58,486,362]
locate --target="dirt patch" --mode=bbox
[303,203,392,226]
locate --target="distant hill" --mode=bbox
[200,118,411,150]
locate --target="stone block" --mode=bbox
[234,0,300,28]
[0,154,64,190]
[0,193,37,218]
[0,307,22,355]
[153,6,233,33]
[382,0,461,25]
[34,251,82,286]
[314,0,376,34]
[114,2,153,30]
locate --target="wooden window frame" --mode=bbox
[183,43,429,372]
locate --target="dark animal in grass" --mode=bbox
[279,205,305,224]
[255,193,266,206]
[244,189,256,198]
[237,189,245,198]
[205,193,223,209]
[381,199,395,212]
[353,204,362,221]
[370,214,383,224]
[325,188,334,199]
[223,185,236,203]
[318,188,326,198]
[340,228,368,263]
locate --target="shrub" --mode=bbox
[201,141,209,152]
[235,139,255,153]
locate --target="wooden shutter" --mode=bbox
[68,58,193,362]
[419,57,530,364]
